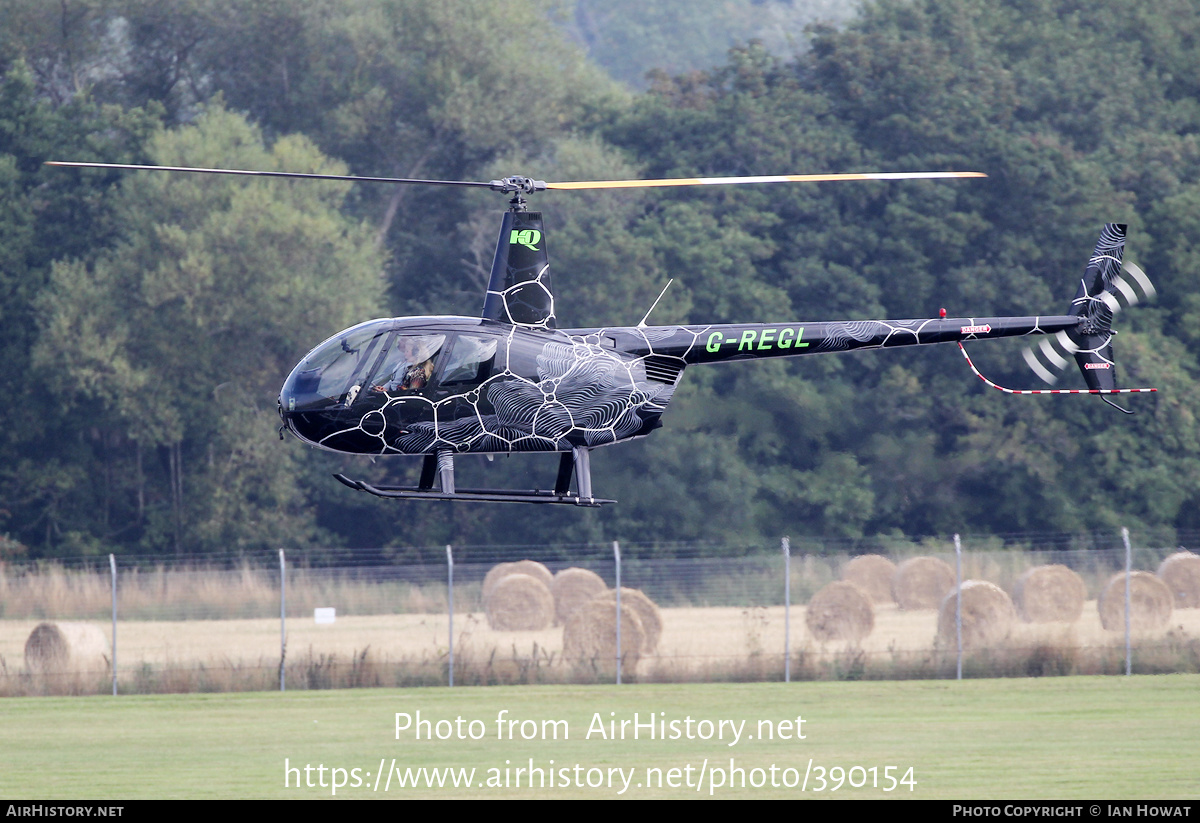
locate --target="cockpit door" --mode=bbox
[434,333,500,390]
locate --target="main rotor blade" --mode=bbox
[46,162,986,192]
[44,161,496,188]
[546,171,986,189]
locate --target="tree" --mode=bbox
[0,60,159,554]
[36,103,384,553]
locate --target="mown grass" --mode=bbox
[0,675,1196,799]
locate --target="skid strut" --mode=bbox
[575,446,594,500]
[437,449,455,494]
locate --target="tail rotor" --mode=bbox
[960,223,1157,411]
[1021,224,1155,390]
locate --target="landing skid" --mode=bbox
[332,446,613,507]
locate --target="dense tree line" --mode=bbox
[1,0,1198,560]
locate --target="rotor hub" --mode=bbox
[488,176,547,195]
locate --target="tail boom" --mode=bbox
[657,315,1082,365]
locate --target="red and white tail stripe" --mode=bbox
[960,344,1156,395]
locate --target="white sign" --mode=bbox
[314,607,336,624]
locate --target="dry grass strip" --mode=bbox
[1012,565,1086,623]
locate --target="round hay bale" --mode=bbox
[562,597,644,676]
[1157,552,1200,608]
[551,567,608,625]
[937,580,1016,649]
[481,560,554,605]
[1012,565,1086,623]
[484,574,555,631]
[24,622,109,673]
[481,562,516,603]
[593,588,663,652]
[1097,571,1173,631]
[508,559,553,589]
[893,556,955,610]
[840,554,897,605]
[806,581,875,643]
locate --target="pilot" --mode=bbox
[373,338,437,393]
[401,359,434,390]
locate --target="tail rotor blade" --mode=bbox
[1023,331,1080,385]
[1122,262,1156,300]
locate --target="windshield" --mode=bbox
[281,321,393,412]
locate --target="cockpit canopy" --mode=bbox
[280,319,498,413]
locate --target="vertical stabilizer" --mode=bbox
[1065,223,1126,390]
[481,211,555,329]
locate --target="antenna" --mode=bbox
[638,279,674,328]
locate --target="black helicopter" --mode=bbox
[47,163,1156,506]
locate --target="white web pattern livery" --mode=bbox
[490,263,556,330]
[313,326,686,456]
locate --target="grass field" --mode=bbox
[0,674,1196,799]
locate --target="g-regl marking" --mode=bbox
[705,327,810,353]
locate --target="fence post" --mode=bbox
[782,537,791,683]
[1122,527,1132,677]
[109,553,117,697]
[279,548,286,692]
[613,541,621,686]
[447,544,454,688]
[954,534,962,681]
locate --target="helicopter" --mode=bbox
[47,162,1157,506]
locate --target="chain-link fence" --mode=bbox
[2,532,1198,695]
